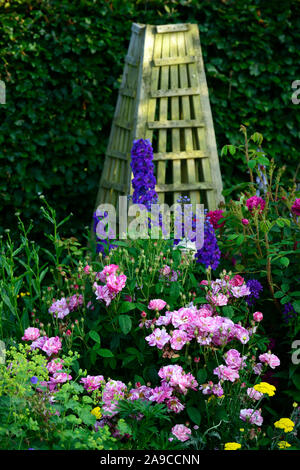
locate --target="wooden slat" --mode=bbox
[114,118,133,130]
[156,182,213,192]
[153,150,207,161]
[108,150,128,161]
[169,32,181,204]
[156,24,189,33]
[119,87,136,98]
[125,54,139,66]
[151,86,200,98]
[132,23,145,34]
[101,181,126,192]
[156,31,170,205]
[178,30,199,206]
[148,119,204,129]
[188,24,223,209]
[153,56,196,66]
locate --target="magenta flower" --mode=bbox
[171,424,192,442]
[148,299,167,311]
[80,375,105,392]
[50,372,72,384]
[22,327,40,342]
[48,298,70,319]
[291,198,300,216]
[167,397,185,413]
[207,209,225,230]
[106,273,127,294]
[240,408,263,426]
[242,218,249,225]
[145,328,171,349]
[47,359,64,374]
[41,336,62,357]
[224,349,246,370]
[253,311,263,322]
[247,387,263,401]
[246,196,266,213]
[170,329,189,351]
[259,352,280,369]
[97,264,119,283]
[213,365,240,382]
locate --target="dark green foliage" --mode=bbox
[0,0,299,241]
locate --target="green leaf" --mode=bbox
[292,374,300,390]
[187,406,201,426]
[97,348,114,358]
[89,330,100,344]
[236,234,245,245]
[197,368,208,384]
[248,159,257,169]
[118,315,132,335]
[119,302,136,314]
[292,301,300,314]
[280,257,290,267]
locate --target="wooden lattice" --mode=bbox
[96,23,223,213]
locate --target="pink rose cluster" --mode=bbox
[32,335,62,357]
[93,264,127,306]
[206,274,251,307]
[22,328,62,358]
[102,380,127,416]
[48,294,84,319]
[199,349,246,396]
[145,303,252,352]
[246,195,266,213]
[80,375,105,392]
[128,364,197,414]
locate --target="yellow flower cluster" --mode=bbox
[91,406,102,419]
[224,442,241,451]
[274,418,295,433]
[253,382,276,397]
[278,441,291,449]
[17,292,30,298]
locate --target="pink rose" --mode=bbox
[213,365,240,382]
[148,299,167,311]
[291,198,300,216]
[246,196,265,213]
[207,209,225,229]
[229,275,244,287]
[145,328,171,349]
[253,311,263,322]
[242,218,249,225]
[171,424,192,442]
[22,327,40,341]
[259,352,280,369]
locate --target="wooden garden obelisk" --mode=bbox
[96,23,223,212]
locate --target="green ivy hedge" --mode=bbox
[0,0,299,240]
